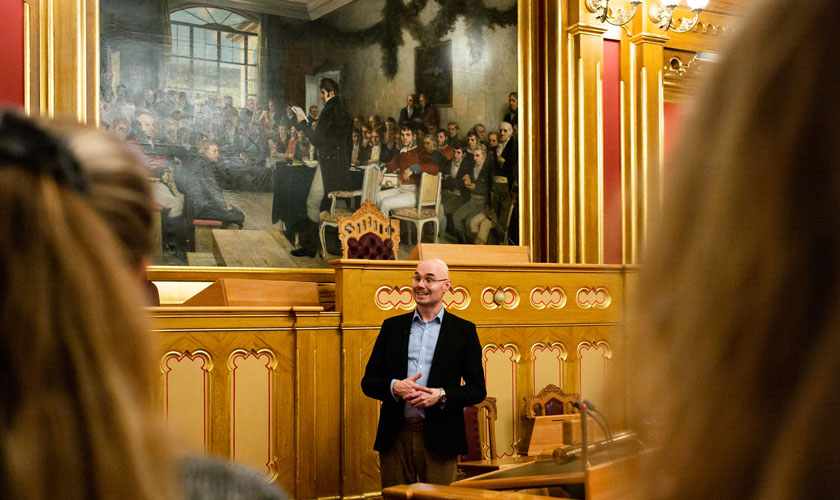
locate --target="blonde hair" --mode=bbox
[633,0,840,498]
[48,121,154,268]
[0,117,177,499]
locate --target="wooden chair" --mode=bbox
[461,397,498,462]
[320,164,380,258]
[337,199,400,259]
[524,384,579,418]
[392,172,441,245]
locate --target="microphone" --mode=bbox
[573,400,590,467]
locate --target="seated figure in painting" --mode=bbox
[350,129,370,167]
[176,138,245,229]
[367,127,394,166]
[452,145,490,243]
[124,111,187,257]
[435,128,454,161]
[447,121,461,147]
[376,124,439,216]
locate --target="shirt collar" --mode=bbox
[412,306,445,324]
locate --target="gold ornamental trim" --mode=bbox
[374,285,415,310]
[480,286,520,310]
[442,286,470,310]
[575,286,611,309]
[529,286,567,309]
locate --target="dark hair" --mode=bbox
[320,77,340,94]
[509,91,518,98]
[399,124,415,134]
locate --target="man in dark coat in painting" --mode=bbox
[291,77,353,257]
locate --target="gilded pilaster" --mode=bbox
[623,8,669,264]
[25,0,98,122]
[566,2,607,264]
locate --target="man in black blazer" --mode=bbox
[361,259,486,488]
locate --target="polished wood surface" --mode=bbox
[452,459,585,491]
[181,278,320,307]
[408,243,531,265]
[383,483,558,500]
[458,456,537,476]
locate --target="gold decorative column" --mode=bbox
[623,9,668,264]
[24,0,98,122]
[565,1,607,264]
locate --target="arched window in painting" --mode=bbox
[169,7,259,106]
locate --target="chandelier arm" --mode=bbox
[668,11,701,33]
[603,4,639,26]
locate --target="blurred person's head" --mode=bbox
[487,132,499,149]
[447,122,459,138]
[423,135,435,153]
[633,1,840,498]
[0,112,175,500]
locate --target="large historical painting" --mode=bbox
[99,0,519,268]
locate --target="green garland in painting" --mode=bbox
[307,0,517,79]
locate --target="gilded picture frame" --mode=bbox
[23,0,537,283]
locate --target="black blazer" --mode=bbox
[361,310,486,457]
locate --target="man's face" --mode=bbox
[419,94,427,107]
[364,127,372,143]
[224,96,233,107]
[354,117,362,129]
[320,89,329,103]
[488,133,499,148]
[298,131,308,145]
[309,105,319,118]
[370,131,381,145]
[475,125,486,141]
[114,123,129,142]
[423,136,435,153]
[400,129,413,147]
[468,135,478,149]
[500,124,512,142]
[448,124,458,137]
[453,148,464,161]
[509,94,518,111]
[278,125,287,137]
[137,114,155,137]
[407,95,415,107]
[411,260,450,307]
[352,131,361,144]
[205,144,220,163]
[436,132,447,146]
[473,149,485,165]
[368,116,376,128]
[247,98,256,111]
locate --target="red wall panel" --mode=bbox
[0,0,25,108]
[602,40,621,264]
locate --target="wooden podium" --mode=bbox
[181,278,321,307]
[408,243,531,264]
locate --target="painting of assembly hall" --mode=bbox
[99,0,519,267]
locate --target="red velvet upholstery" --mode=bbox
[346,232,394,260]
[193,219,223,227]
[461,405,482,462]
[544,398,568,415]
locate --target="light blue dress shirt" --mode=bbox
[390,307,445,422]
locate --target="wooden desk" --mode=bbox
[383,483,559,500]
[452,459,585,491]
[212,228,319,268]
[459,456,537,477]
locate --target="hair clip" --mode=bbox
[0,111,88,193]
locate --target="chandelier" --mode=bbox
[649,0,710,33]
[585,0,643,26]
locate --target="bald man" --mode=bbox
[361,259,486,488]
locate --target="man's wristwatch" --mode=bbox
[438,388,447,405]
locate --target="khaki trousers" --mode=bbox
[379,425,457,488]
